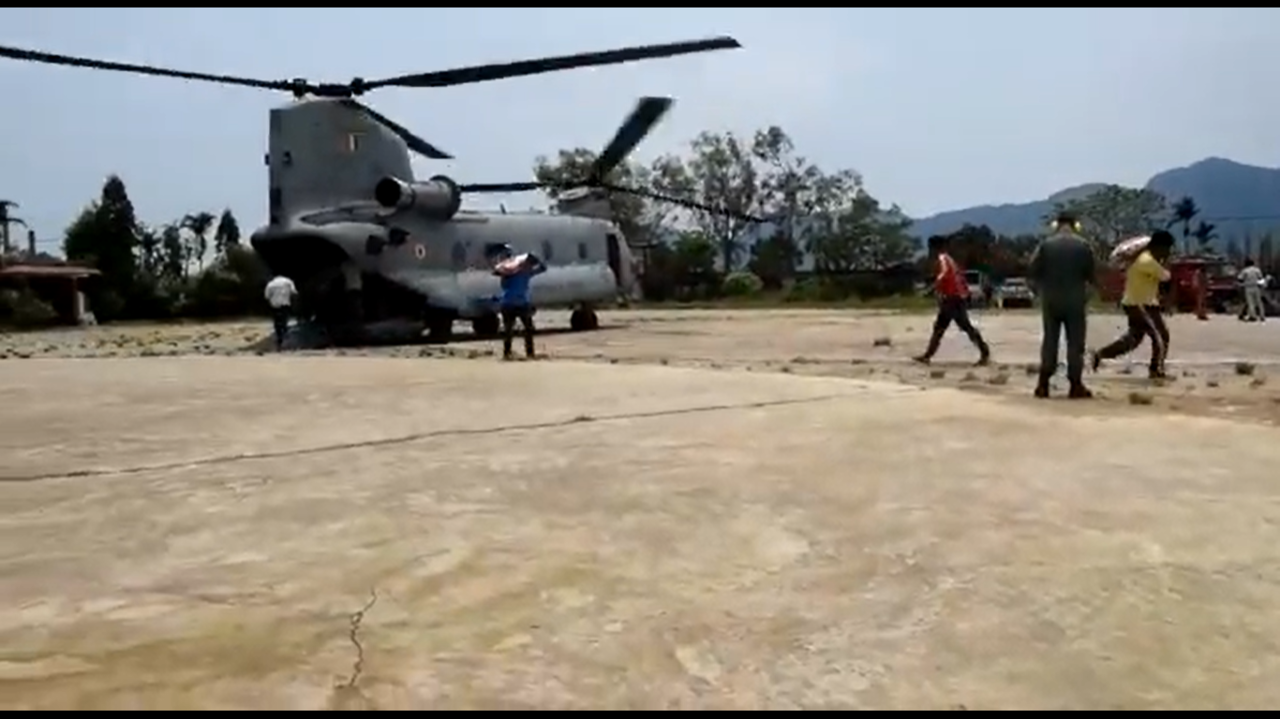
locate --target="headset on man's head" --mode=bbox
[1050,218,1084,233]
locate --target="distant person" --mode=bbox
[1239,258,1266,322]
[1027,209,1097,399]
[1091,230,1175,380]
[488,244,547,360]
[912,235,991,367]
[263,274,298,351]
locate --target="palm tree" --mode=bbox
[1191,221,1218,253]
[0,200,27,256]
[180,211,217,276]
[1168,196,1199,254]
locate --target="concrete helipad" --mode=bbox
[2,356,1280,709]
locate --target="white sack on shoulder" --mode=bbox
[495,253,534,276]
[1110,235,1151,266]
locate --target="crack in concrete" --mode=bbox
[343,588,379,690]
[0,391,887,483]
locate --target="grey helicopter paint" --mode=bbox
[255,97,634,328]
[0,37,760,344]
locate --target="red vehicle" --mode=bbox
[1098,254,1239,313]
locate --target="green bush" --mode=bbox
[0,288,58,328]
[785,277,848,303]
[721,271,764,297]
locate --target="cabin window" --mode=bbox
[451,241,467,270]
[541,240,554,262]
[577,242,588,261]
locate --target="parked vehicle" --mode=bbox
[997,277,1035,309]
[964,270,992,308]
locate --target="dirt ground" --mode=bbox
[2,308,1280,709]
[5,307,1279,423]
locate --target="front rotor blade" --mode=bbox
[0,44,295,93]
[339,100,453,160]
[588,97,672,183]
[364,36,741,90]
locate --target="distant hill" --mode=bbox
[910,158,1280,248]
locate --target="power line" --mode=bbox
[1188,214,1280,223]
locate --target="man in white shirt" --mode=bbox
[1239,259,1266,323]
[263,274,298,349]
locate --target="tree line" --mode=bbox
[2,175,268,325]
[532,125,919,301]
[7,124,1280,328]
[1046,184,1280,270]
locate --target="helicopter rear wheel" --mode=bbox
[569,307,599,332]
[471,313,500,338]
[426,313,455,343]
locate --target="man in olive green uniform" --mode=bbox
[1027,210,1097,399]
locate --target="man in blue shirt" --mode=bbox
[488,244,547,360]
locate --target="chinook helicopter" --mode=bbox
[0,37,755,344]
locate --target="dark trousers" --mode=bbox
[922,296,990,359]
[1039,304,1087,387]
[501,304,536,357]
[1098,304,1169,376]
[271,306,290,349]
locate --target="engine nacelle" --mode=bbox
[374,174,462,221]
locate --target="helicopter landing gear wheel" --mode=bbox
[569,307,599,332]
[471,313,500,338]
[426,315,454,343]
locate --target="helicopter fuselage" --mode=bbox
[246,97,637,343]
[250,207,633,341]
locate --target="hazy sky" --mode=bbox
[2,7,1278,250]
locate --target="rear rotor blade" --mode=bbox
[458,181,545,194]
[459,179,765,224]
[363,36,741,91]
[601,182,766,223]
[588,96,672,182]
[0,44,296,93]
[339,100,453,160]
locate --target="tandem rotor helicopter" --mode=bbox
[0,36,758,345]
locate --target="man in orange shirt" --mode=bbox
[913,235,991,366]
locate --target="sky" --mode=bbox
[1,7,1278,252]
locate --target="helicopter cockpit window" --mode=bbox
[541,240,554,262]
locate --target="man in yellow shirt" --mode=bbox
[1091,230,1174,379]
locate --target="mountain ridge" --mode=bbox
[909,157,1280,247]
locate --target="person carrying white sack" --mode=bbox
[487,243,547,360]
[1092,230,1175,380]
[1238,258,1266,323]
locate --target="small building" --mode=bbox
[0,258,101,325]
